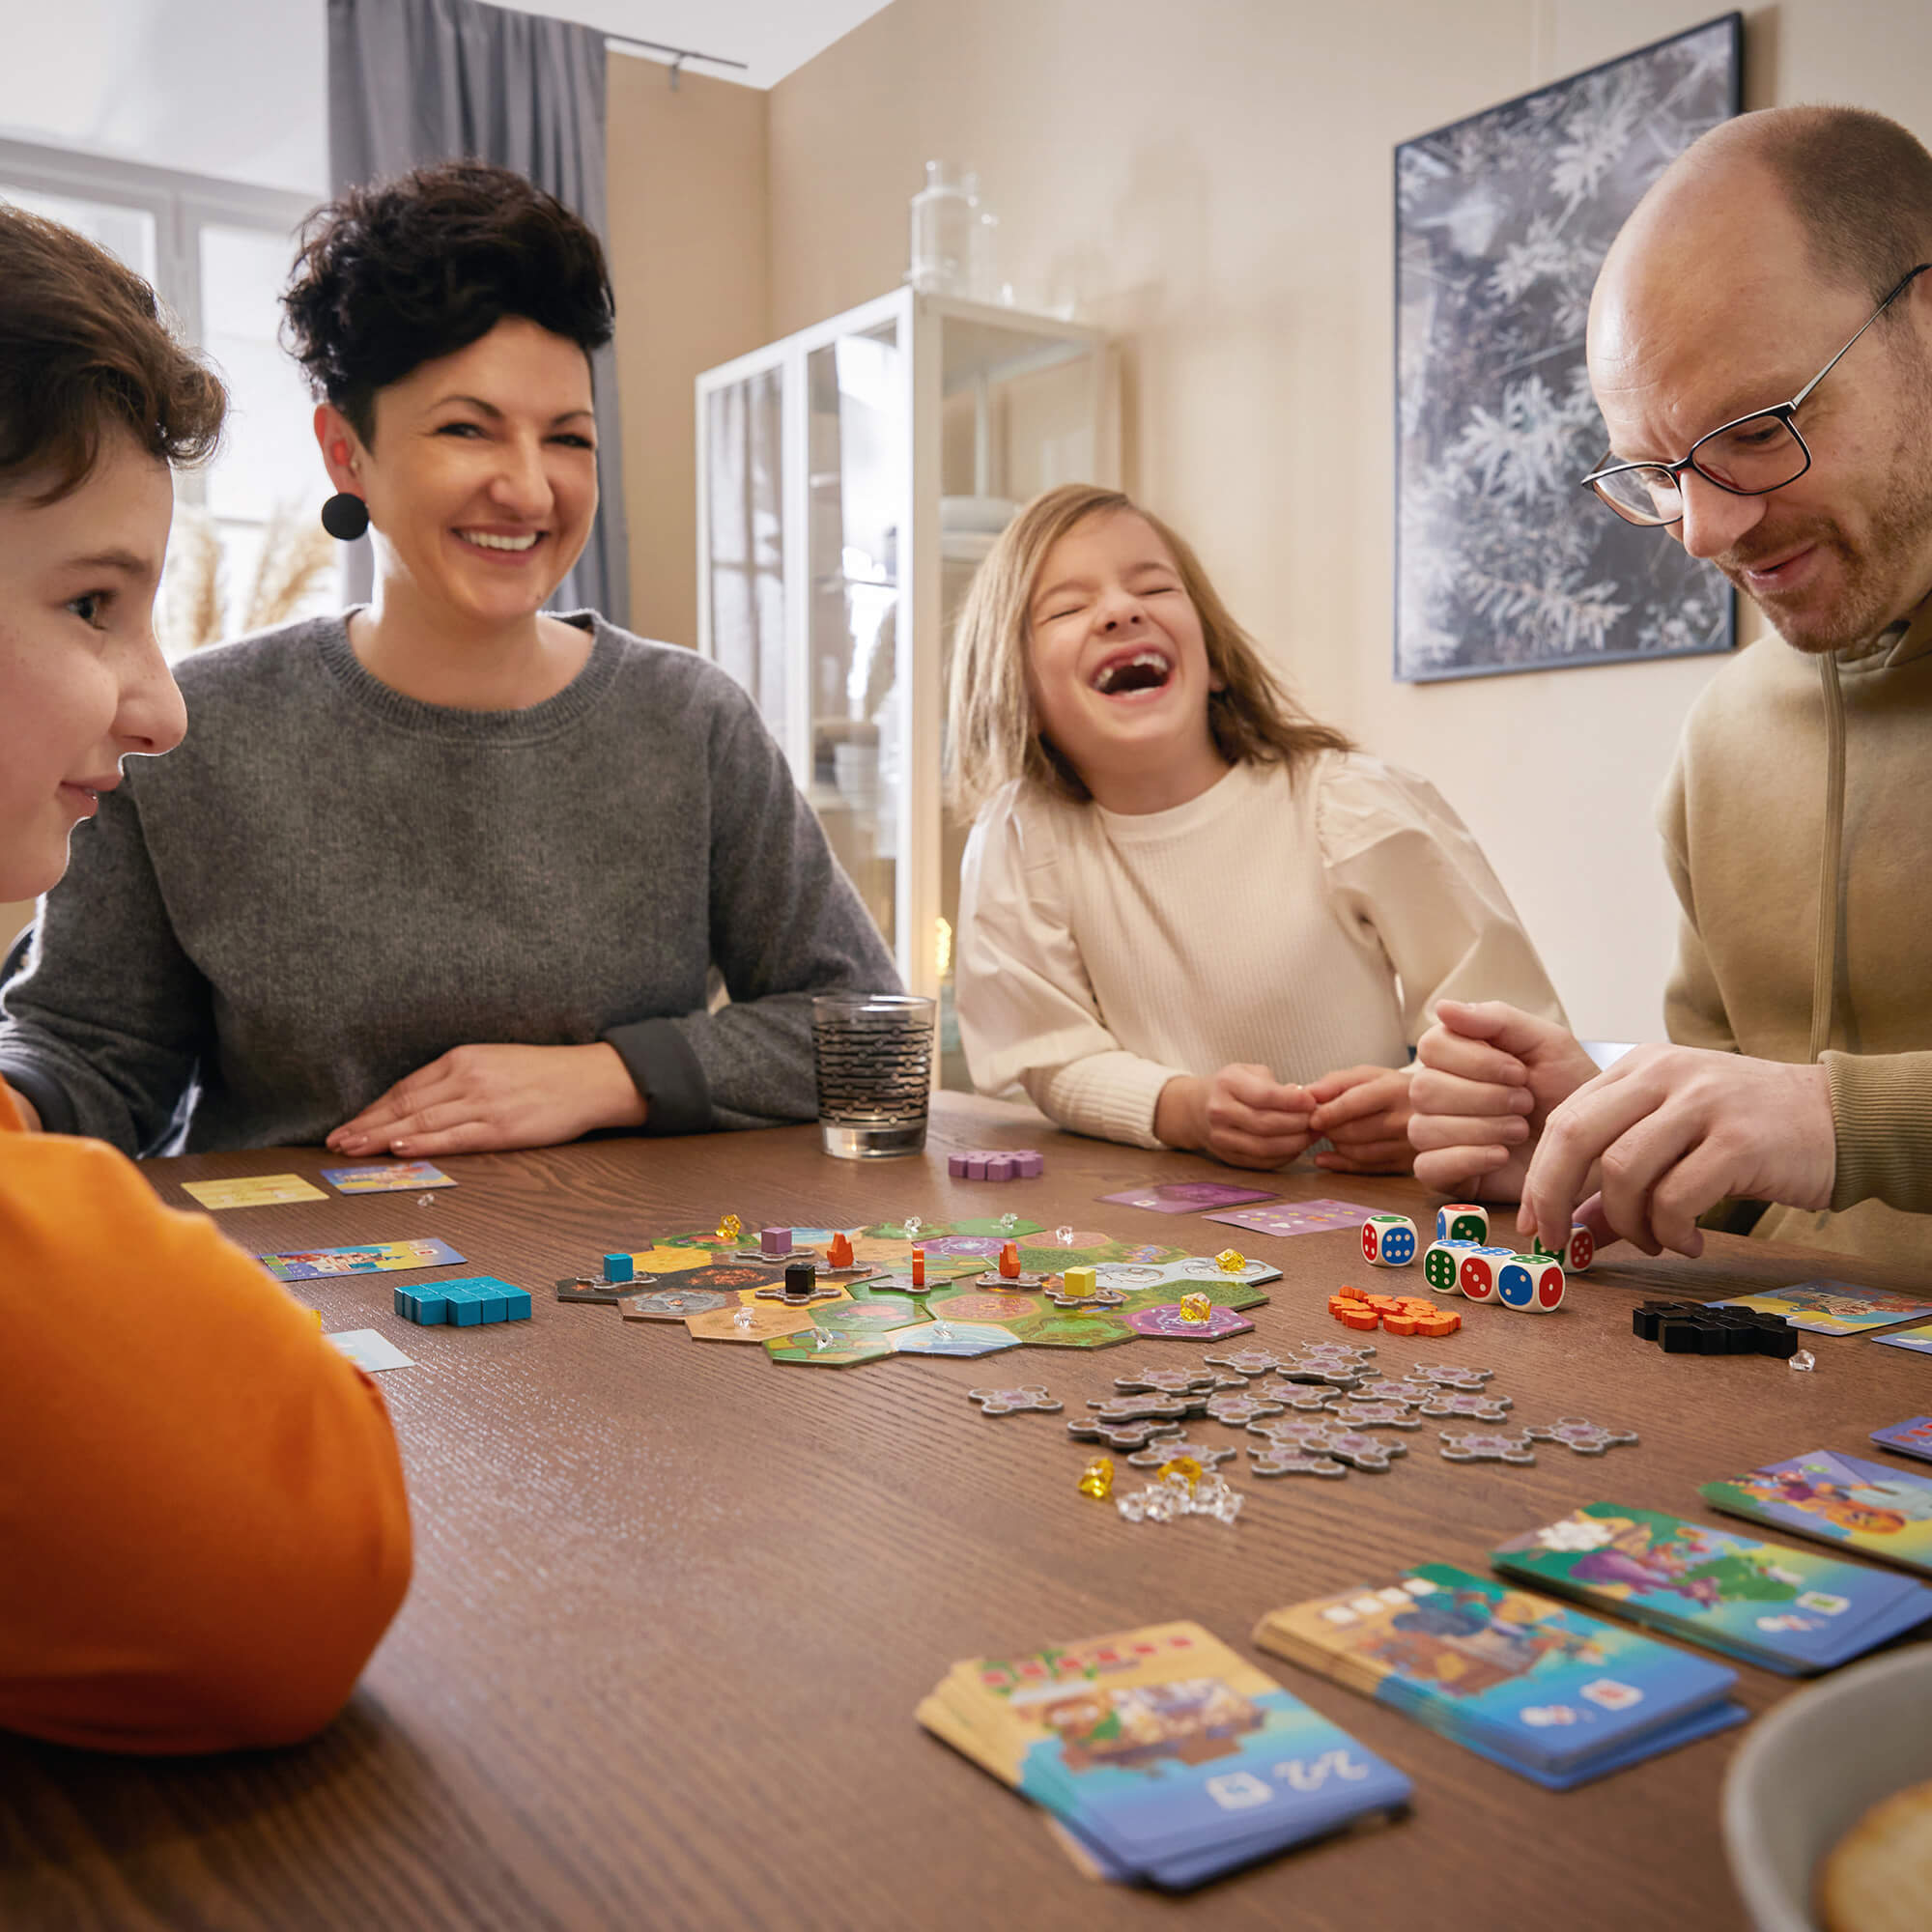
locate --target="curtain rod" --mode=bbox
[603,34,749,89]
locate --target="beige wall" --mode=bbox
[761,0,1932,1041]
[1,902,31,952]
[607,56,771,649]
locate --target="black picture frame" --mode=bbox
[1393,14,1744,683]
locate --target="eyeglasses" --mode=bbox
[1579,263,1932,527]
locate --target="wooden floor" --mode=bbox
[5,1093,1929,1930]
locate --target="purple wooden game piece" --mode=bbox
[760,1226,791,1260]
[949,1149,1044,1181]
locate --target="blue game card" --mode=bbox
[1872,1417,1932,1464]
[1254,1566,1744,1785]
[1493,1503,1932,1674]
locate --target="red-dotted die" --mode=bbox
[1458,1245,1514,1303]
[1362,1214,1418,1266]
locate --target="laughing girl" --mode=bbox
[948,485,1562,1173]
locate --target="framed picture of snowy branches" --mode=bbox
[1394,14,1742,682]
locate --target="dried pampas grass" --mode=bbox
[156,500,340,654]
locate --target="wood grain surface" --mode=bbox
[5,1093,1931,1931]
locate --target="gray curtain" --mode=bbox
[326,0,631,626]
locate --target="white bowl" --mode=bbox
[1722,1643,1932,1931]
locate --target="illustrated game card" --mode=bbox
[1873,1321,1932,1357]
[918,1621,1410,1889]
[1872,1418,1932,1463]
[182,1173,327,1209]
[321,1160,456,1194]
[1493,1502,1932,1673]
[1716,1281,1932,1336]
[258,1237,466,1281]
[1202,1199,1378,1238]
[1701,1451,1932,1577]
[1253,1564,1743,1788]
[1097,1183,1279,1214]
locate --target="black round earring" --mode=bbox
[321,492,370,541]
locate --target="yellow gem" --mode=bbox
[1158,1455,1204,1489]
[1179,1292,1211,1323]
[716,1213,743,1243]
[1215,1248,1245,1274]
[1077,1457,1114,1499]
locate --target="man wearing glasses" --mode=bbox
[1407,103,1932,1268]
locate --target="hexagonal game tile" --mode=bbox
[1124,1303,1256,1342]
[686,1302,817,1343]
[764,1329,896,1368]
[1004,1309,1138,1350]
[925,1288,1041,1323]
[890,1321,1024,1358]
[811,1294,925,1333]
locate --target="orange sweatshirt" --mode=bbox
[0,1079,412,1752]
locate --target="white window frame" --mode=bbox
[0,134,317,512]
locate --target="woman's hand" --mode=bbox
[327,1042,646,1157]
[1154,1065,1315,1170]
[1306,1064,1415,1174]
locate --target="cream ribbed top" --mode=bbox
[955,753,1565,1149]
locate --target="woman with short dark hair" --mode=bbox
[0,202,410,1751]
[0,160,897,1156]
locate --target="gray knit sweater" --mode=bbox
[0,613,900,1153]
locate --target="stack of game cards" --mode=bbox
[1493,1502,1932,1674]
[916,1620,1410,1888]
[1700,1451,1932,1578]
[1253,1563,1745,1789]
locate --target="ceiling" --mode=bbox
[509,0,895,90]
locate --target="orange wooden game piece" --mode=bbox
[1336,1308,1380,1332]
[911,1246,926,1289]
[827,1232,854,1268]
[1413,1309,1462,1337]
[998,1241,1021,1279]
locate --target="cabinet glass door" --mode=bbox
[805,320,905,955]
[704,364,786,724]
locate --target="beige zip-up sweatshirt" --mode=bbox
[1660,594,1932,1269]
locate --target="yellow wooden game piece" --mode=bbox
[1179,1292,1211,1323]
[1215,1248,1245,1273]
[1077,1457,1114,1499]
[716,1213,742,1243]
[1063,1264,1097,1296]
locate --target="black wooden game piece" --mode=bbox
[783,1261,817,1303]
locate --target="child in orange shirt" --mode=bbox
[0,205,411,1751]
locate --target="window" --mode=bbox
[0,136,336,656]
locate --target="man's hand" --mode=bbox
[1520,1045,1835,1259]
[1406,1000,1600,1200]
[327,1042,647,1158]
[1306,1064,1414,1174]
[1154,1065,1315,1170]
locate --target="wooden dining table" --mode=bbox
[5,1091,1930,1930]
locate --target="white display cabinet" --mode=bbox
[696,291,1114,1083]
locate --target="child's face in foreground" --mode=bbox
[0,434,184,899]
[1025,509,1224,810]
